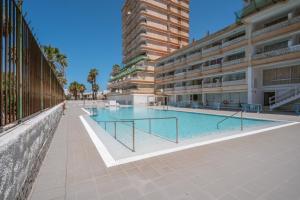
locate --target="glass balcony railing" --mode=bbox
[222,36,246,48]
[253,44,300,60]
[253,16,300,37]
[222,58,245,67]
[202,45,221,54]
[222,79,247,86]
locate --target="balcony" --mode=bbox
[253,44,300,60]
[186,51,202,60]
[202,82,222,88]
[222,79,247,87]
[185,85,202,91]
[253,16,300,37]
[222,58,246,67]
[202,45,221,55]
[174,72,186,77]
[202,63,221,71]
[174,86,186,91]
[222,36,246,48]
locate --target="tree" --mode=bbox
[68,81,80,100]
[111,64,121,76]
[92,84,99,99]
[42,45,68,86]
[87,68,99,100]
[79,84,86,99]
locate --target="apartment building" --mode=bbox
[107,0,190,105]
[155,0,300,111]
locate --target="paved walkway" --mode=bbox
[28,104,300,200]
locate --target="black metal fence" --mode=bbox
[0,0,64,129]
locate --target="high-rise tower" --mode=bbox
[108,0,190,105]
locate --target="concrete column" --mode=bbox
[202,93,206,106]
[247,66,253,104]
[288,12,293,20]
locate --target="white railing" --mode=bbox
[269,86,300,108]
[222,58,245,67]
[222,36,246,48]
[253,16,300,37]
[253,45,300,60]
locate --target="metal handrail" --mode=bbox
[217,110,243,131]
[120,117,179,143]
[269,86,300,106]
[96,120,135,152]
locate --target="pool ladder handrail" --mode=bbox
[216,110,243,131]
[120,117,179,144]
[96,120,136,152]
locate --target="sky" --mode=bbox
[23,0,243,91]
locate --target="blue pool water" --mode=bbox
[89,107,277,142]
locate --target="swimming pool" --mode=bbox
[89,107,277,144]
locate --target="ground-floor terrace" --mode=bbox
[28,101,300,200]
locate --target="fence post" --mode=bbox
[114,121,116,139]
[241,111,243,131]
[16,3,23,120]
[40,55,44,110]
[104,122,106,131]
[132,121,135,152]
[149,119,151,134]
[176,118,179,144]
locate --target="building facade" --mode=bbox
[108,0,190,105]
[155,0,300,111]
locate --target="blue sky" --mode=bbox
[23,0,243,91]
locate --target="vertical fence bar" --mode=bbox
[0,0,64,129]
[104,122,106,131]
[241,111,243,131]
[0,0,3,126]
[149,118,151,134]
[114,121,116,139]
[176,118,178,144]
[132,121,135,152]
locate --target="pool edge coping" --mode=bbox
[79,114,300,168]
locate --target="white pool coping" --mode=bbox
[79,112,299,168]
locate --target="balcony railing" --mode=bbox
[202,82,222,88]
[185,85,202,90]
[222,58,245,67]
[174,72,186,77]
[222,79,247,86]
[202,63,222,71]
[222,36,246,48]
[253,45,300,60]
[174,86,186,91]
[253,16,300,37]
[202,45,221,55]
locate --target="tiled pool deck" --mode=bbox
[28,102,300,200]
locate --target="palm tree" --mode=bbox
[43,45,68,86]
[87,68,99,100]
[68,81,80,100]
[111,64,121,76]
[92,84,99,99]
[79,84,86,100]
[56,53,68,76]
[43,45,59,65]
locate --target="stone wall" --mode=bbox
[0,104,63,200]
